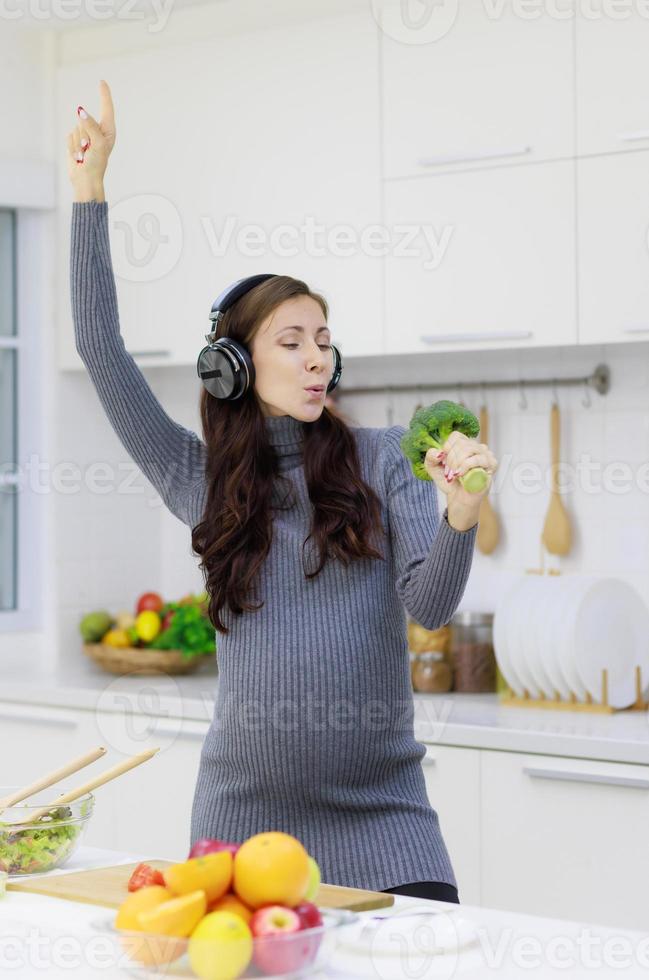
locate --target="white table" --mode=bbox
[2,846,648,978]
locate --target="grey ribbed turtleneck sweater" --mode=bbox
[70,200,479,893]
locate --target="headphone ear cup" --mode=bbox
[326,343,343,394]
[197,338,256,400]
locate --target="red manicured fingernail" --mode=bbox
[81,138,90,149]
[77,106,88,119]
[75,151,84,163]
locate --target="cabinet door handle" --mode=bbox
[622,326,649,335]
[129,350,172,358]
[153,722,208,742]
[617,130,649,142]
[418,144,532,168]
[420,330,533,344]
[523,766,649,790]
[0,709,78,729]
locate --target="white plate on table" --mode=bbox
[572,577,649,708]
[493,581,526,697]
[532,575,574,701]
[506,577,545,698]
[553,575,602,701]
[523,575,560,698]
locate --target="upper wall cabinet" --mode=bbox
[57,10,383,369]
[576,7,649,156]
[378,0,575,180]
[384,160,577,355]
[577,150,649,345]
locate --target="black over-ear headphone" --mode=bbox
[196,273,343,401]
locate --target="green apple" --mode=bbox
[305,856,321,902]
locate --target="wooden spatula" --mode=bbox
[541,402,572,556]
[476,405,500,555]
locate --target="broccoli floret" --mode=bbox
[400,399,488,494]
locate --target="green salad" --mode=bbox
[0,800,91,876]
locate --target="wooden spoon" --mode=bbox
[541,402,572,556]
[476,405,500,555]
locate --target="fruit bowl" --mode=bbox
[0,787,94,876]
[91,907,359,978]
[83,643,206,676]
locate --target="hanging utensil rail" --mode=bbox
[339,363,610,398]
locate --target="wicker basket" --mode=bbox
[83,643,204,676]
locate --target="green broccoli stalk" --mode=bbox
[400,400,489,494]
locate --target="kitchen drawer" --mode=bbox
[379,0,574,180]
[481,750,649,930]
[577,151,649,346]
[0,702,84,789]
[82,708,209,860]
[420,743,481,904]
[576,7,649,157]
[384,160,577,354]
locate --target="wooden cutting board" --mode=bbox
[7,860,394,912]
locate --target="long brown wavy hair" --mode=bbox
[191,275,387,635]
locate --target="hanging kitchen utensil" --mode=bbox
[476,404,500,555]
[541,401,572,555]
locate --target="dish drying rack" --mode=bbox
[498,559,649,715]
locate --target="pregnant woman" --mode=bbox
[67,81,498,904]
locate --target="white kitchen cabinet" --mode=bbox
[384,161,577,354]
[57,10,383,369]
[576,7,649,157]
[420,743,481,905]
[481,750,649,931]
[378,0,574,181]
[80,708,209,860]
[0,703,83,788]
[577,151,649,346]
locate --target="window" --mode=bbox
[0,209,17,613]
[0,206,43,634]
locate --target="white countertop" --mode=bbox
[2,846,648,979]
[2,650,649,764]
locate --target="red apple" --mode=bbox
[188,838,240,860]
[136,592,163,615]
[293,901,323,930]
[251,905,321,975]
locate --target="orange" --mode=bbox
[208,892,253,925]
[164,852,233,903]
[118,933,185,969]
[188,911,253,980]
[137,889,207,938]
[233,831,310,909]
[115,885,172,931]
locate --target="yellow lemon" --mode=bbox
[102,628,131,648]
[137,889,206,938]
[188,911,253,980]
[115,885,172,931]
[135,610,161,643]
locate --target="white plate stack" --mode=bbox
[493,574,649,709]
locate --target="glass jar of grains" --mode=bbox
[450,611,496,693]
[411,651,453,694]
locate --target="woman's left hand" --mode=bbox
[424,431,498,511]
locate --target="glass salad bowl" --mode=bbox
[0,787,94,876]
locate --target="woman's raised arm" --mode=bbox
[67,82,206,526]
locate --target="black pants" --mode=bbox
[382,880,460,903]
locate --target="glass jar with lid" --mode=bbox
[411,651,453,694]
[450,611,496,693]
